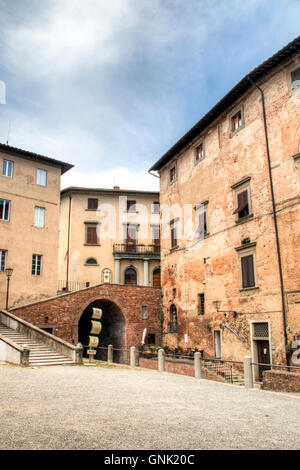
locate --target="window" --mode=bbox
[125,224,138,247]
[141,306,148,320]
[0,199,10,221]
[195,142,204,163]
[124,267,137,285]
[230,107,244,137]
[168,304,178,333]
[32,254,42,276]
[127,200,136,213]
[170,219,179,249]
[88,198,98,210]
[198,293,205,315]
[37,169,47,186]
[291,67,300,89]
[172,288,177,299]
[147,333,156,345]
[0,250,7,271]
[152,268,161,287]
[169,164,177,184]
[34,207,45,227]
[152,201,160,214]
[2,160,13,178]
[241,254,255,289]
[152,225,160,247]
[85,225,99,245]
[233,189,250,220]
[196,204,208,238]
[85,257,98,265]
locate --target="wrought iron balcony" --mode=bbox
[113,243,160,258]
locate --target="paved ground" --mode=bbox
[0,363,300,450]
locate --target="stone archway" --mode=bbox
[78,298,126,363]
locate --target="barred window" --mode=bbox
[253,322,269,338]
[198,293,205,315]
[32,254,42,276]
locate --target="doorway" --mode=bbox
[256,340,271,380]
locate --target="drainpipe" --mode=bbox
[247,76,288,362]
[66,191,72,291]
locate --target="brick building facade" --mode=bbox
[149,36,300,378]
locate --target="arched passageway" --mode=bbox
[78,299,126,363]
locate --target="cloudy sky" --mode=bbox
[0,0,299,191]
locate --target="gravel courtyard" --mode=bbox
[0,363,300,450]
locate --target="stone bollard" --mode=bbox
[194,352,202,379]
[107,344,113,364]
[158,348,165,372]
[244,356,254,389]
[130,346,137,367]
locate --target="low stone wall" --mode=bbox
[263,370,300,393]
[139,357,226,383]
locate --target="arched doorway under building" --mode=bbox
[78,299,126,363]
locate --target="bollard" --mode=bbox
[194,352,202,379]
[158,348,165,372]
[107,344,113,364]
[130,346,137,367]
[244,356,254,389]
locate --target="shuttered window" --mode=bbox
[241,254,255,288]
[170,165,176,184]
[86,226,98,245]
[88,198,98,210]
[231,110,243,132]
[233,190,249,219]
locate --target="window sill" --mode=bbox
[85,209,98,212]
[235,214,254,225]
[84,243,101,246]
[84,264,99,266]
[240,286,259,293]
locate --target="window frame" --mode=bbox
[87,198,98,211]
[229,105,245,138]
[2,160,14,178]
[126,200,137,213]
[34,206,45,228]
[0,249,7,272]
[32,254,42,276]
[194,140,205,164]
[232,178,252,223]
[169,163,177,185]
[36,168,47,187]
[195,202,209,239]
[85,257,99,266]
[236,242,258,291]
[169,218,179,250]
[84,222,100,246]
[198,293,205,315]
[0,199,10,221]
[152,201,160,214]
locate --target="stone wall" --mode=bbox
[262,369,300,393]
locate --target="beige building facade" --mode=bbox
[149,36,300,376]
[0,144,73,309]
[58,187,160,290]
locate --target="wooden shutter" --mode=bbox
[171,224,177,248]
[87,226,98,245]
[88,199,98,210]
[233,190,248,215]
[241,255,255,288]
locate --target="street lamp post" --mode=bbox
[5,268,13,310]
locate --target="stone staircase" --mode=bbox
[203,360,244,386]
[0,324,74,366]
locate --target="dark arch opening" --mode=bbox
[124,267,137,285]
[152,267,161,287]
[78,299,126,363]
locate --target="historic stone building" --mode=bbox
[149,36,300,378]
[58,186,161,291]
[0,144,73,309]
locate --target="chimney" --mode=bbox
[113,186,120,191]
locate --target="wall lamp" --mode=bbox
[213,301,238,318]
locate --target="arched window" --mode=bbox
[152,267,161,287]
[85,258,98,266]
[124,267,137,285]
[169,304,178,333]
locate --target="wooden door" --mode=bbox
[257,340,271,379]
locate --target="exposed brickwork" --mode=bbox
[11,284,162,349]
[262,370,300,393]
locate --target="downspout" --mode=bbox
[247,76,288,361]
[66,191,72,291]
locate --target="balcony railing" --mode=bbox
[113,243,160,255]
[58,280,90,293]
